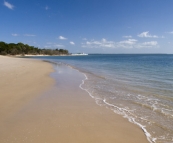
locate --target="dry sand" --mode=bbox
[0,56,54,121]
[0,56,149,143]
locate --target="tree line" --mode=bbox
[0,41,69,55]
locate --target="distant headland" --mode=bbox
[0,41,69,56]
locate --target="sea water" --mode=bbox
[33,54,173,143]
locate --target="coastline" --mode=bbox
[0,56,148,143]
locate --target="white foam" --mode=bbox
[78,72,156,143]
[79,73,95,99]
[57,64,158,143]
[103,99,155,143]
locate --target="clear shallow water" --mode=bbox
[33,54,173,143]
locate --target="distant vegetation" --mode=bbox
[0,41,69,56]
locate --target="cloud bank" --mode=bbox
[82,38,158,49]
[167,31,173,34]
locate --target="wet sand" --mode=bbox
[0,56,149,143]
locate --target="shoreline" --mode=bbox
[0,56,149,143]
[71,66,152,143]
[80,73,153,143]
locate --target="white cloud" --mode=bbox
[4,1,14,10]
[133,41,158,49]
[11,33,19,36]
[123,35,132,38]
[119,39,137,45]
[24,34,36,37]
[45,6,49,10]
[83,38,87,40]
[138,31,158,38]
[59,36,67,40]
[83,39,115,48]
[82,38,158,49]
[54,44,65,48]
[70,41,75,45]
[142,41,158,46]
[116,39,138,49]
[167,31,173,34]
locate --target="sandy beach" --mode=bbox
[0,56,148,143]
[0,56,54,120]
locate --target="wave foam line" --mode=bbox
[103,99,156,143]
[79,73,95,99]
[79,73,156,143]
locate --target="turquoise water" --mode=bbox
[33,54,173,143]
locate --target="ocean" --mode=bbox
[33,54,173,143]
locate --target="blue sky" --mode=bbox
[1,0,173,53]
